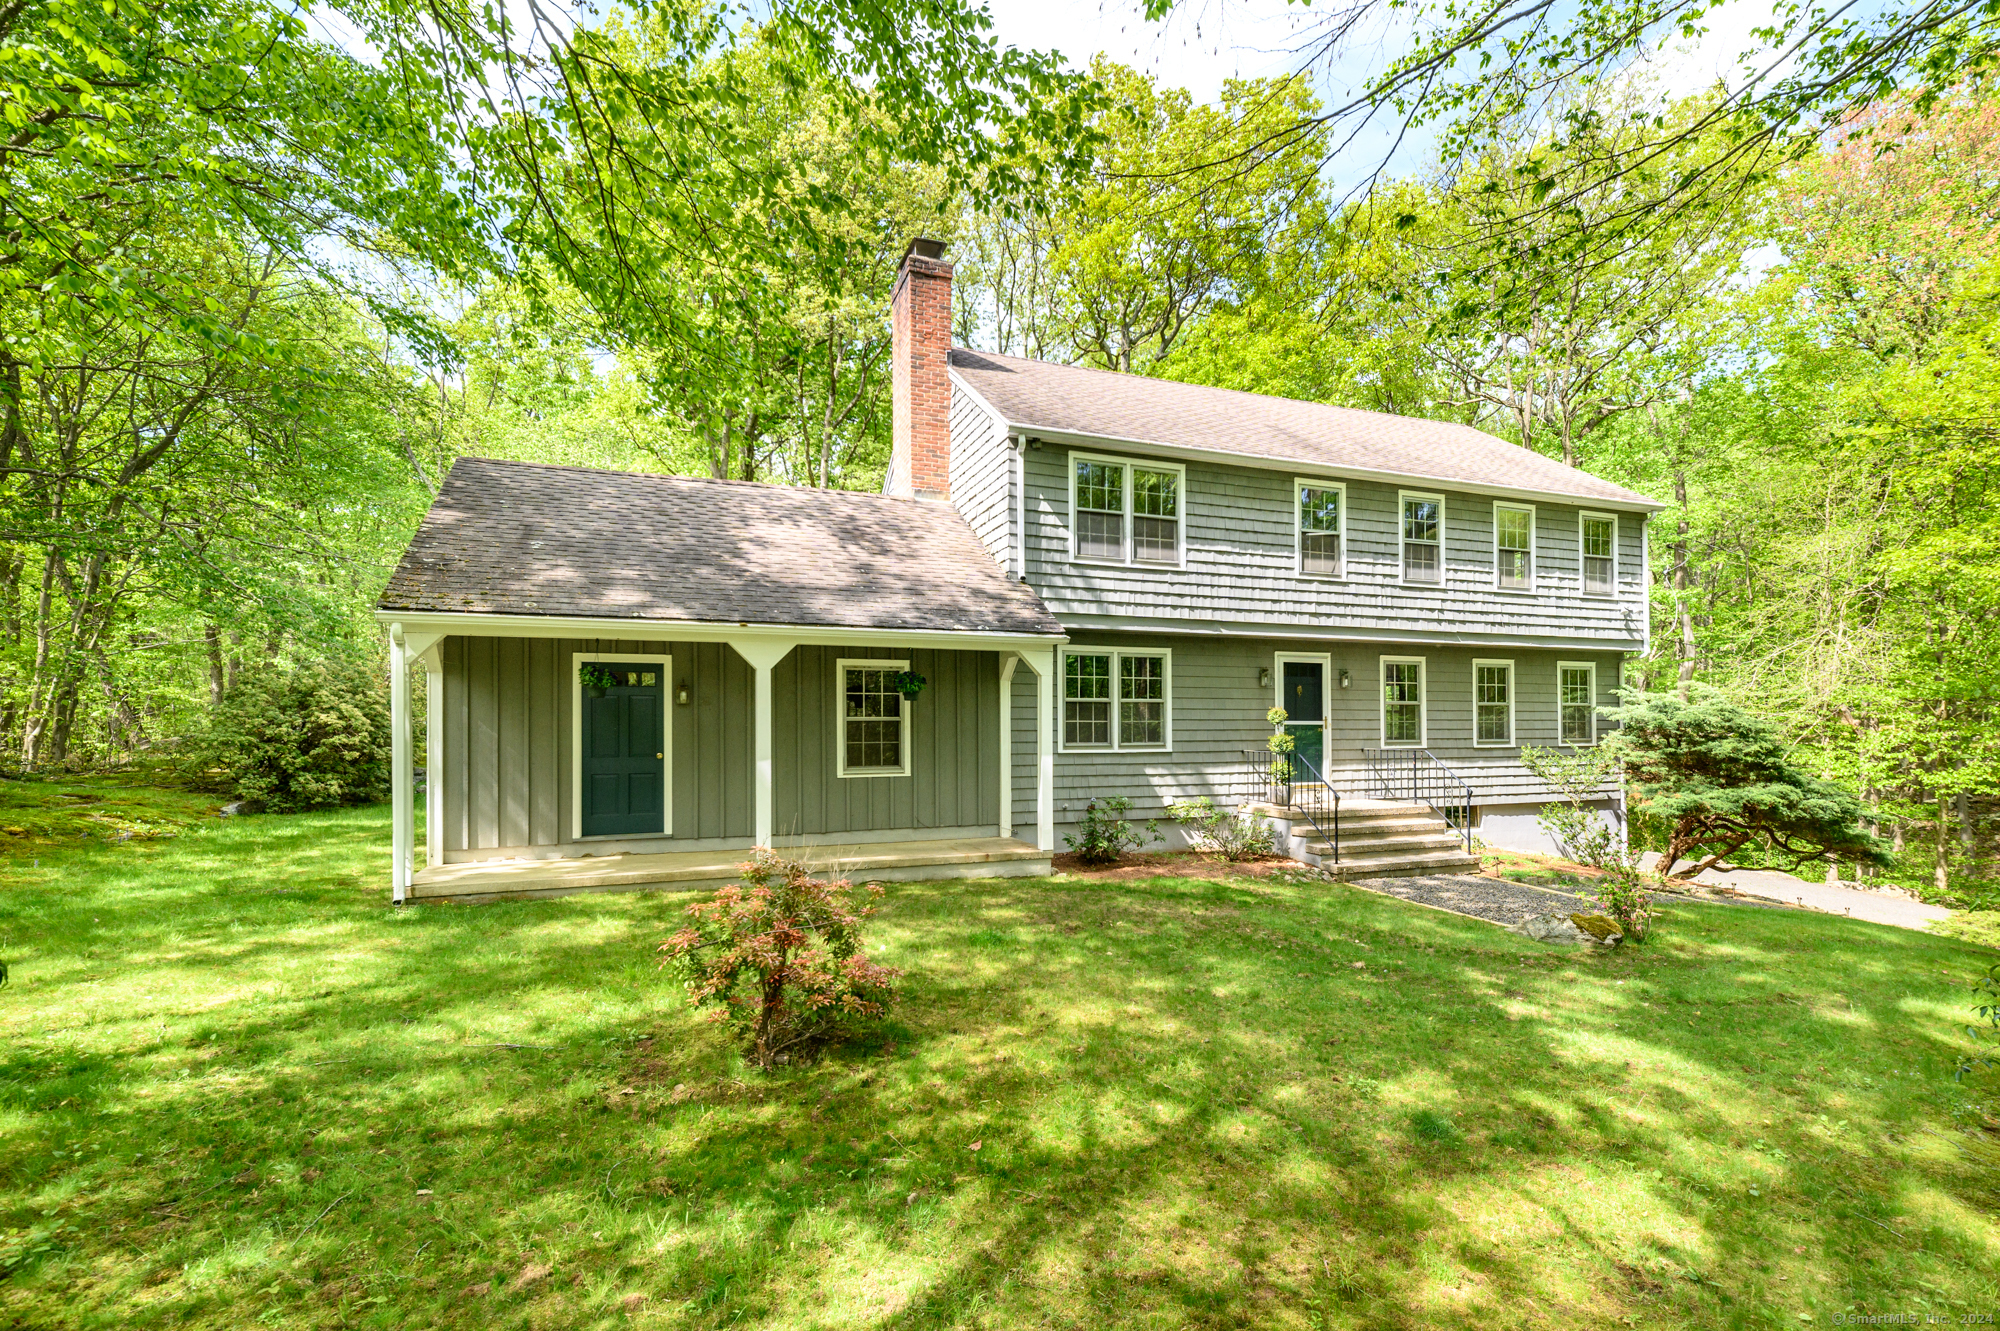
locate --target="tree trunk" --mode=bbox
[205,623,227,705]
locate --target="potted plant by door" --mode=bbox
[891,670,928,704]
[580,664,617,698]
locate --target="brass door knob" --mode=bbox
[655,752,663,759]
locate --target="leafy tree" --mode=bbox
[1607,688,1893,879]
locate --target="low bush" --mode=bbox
[1167,796,1276,860]
[189,654,391,812]
[660,850,901,1068]
[1064,796,1162,865]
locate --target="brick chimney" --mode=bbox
[887,237,953,499]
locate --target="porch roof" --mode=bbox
[377,457,1061,637]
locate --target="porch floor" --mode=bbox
[409,837,1051,903]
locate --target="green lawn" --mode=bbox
[4,777,1999,1329]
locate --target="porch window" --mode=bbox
[838,660,909,777]
[1494,503,1534,591]
[1581,513,1617,595]
[1474,660,1514,745]
[1559,662,1597,746]
[1298,482,1343,575]
[1382,657,1425,747]
[1132,467,1180,564]
[1065,649,1172,749]
[1401,493,1442,584]
[1070,453,1186,565]
[1074,460,1125,561]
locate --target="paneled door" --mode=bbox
[580,663,665,837]
[1279,658,1326,779]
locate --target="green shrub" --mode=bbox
[194,655,391,811]
[1063,797,1161,865]
[1167,796,1276,860]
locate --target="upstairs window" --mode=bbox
[1131,467,1180,564]
[1064,649,1171,749]
[1073,461,1125,561]
[1581,513,1618,595]
[1494,503,1534,591]
[1401,493,1442,584]
[837,660,909,777]
[1381,657,1425,747]
[1070,454,1185,566]
[1558,662,1598,746]
[1474,660,1514,745]
[1297,482,1343,576]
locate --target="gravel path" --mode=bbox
[1340,873,1767,929]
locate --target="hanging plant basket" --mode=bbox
[891,669,928,703]
[579,664,617,697]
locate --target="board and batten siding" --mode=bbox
[1042,634,1624,828]
[1017,441,1647,648]
[439,637,1007,862]
[949,384,1015,574]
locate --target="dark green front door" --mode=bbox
[581,664,664,837]
[1282,660,1325,779]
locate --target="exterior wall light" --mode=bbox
[676,682,692,705]
[1258,667,1272,688]
[1338,669,1352,689]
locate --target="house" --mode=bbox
[374,238,1662,902]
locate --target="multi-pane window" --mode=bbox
[1581,514,1617,595]
[1131,468,1180,564]
[1298,483,1342,575]
[1074,461,1125,561]
[1071,454,1184,565]
[1559,663,1597,745]
[1495,504,1534,591]
[1382,659,1425,746]
[1402,494,1442,583]
[1474,662,1513,745]
[1065,650,1170,749]
[840,663,906,775]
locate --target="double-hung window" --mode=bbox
[1494,503,1535,591]
[1297,481,1344,576]
[1381,657,1426,747]
[1473,660,1514,745]
[1070,454,1183,565]
[1580,513,1618,595]
[1064,649,1171,750]
[1401,493,1443,583]
[1558,662,1598,746]
[837,659,910,777]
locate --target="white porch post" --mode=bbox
[389,624,411,903]
[998,654,1018,839]
[1014,646,1057,852]
[726,640,796,848]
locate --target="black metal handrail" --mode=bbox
[1360,747,1474,852]
[1243,748,1340,863]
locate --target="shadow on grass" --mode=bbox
[2,801,1997,1329]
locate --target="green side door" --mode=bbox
[580,664,665,838]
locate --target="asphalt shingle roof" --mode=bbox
[949,349,1662,509]
[376,458,1062,636]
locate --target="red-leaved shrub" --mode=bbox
[659,850,901,1067]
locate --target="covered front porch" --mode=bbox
[380,613,1062,903]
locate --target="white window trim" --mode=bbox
[1579,510,1620,597]
[1492,501,1537,595]
[1379,654,1428,748]
[1557,659,1599,748]
[835,657,912,778]
[569,651,673,841]
[1471,657,1516,748]
[1058,647,1174,752]
[1067,450,1188,570]
[1292,478,1347,580]
[1398,490,1446,585]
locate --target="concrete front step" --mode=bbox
[1312,850,1483,881]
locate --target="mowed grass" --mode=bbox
[4,779,2000,1329]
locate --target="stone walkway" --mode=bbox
[1636,853,1951,932]
[1340,872,1769,930]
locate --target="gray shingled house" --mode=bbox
[374,238,1662,902]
